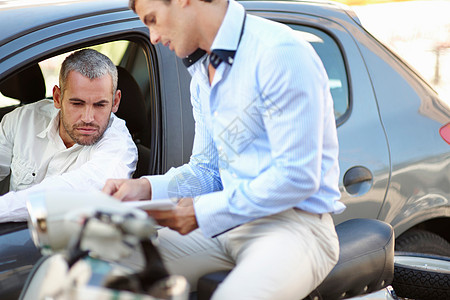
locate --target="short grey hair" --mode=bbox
[59,49,118,96]
[129,0,213,13]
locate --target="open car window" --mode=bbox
[0,93,19,108]
[0,38,154,179]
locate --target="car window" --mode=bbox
[0,38,154,176]
[0,94,19,108]
[289,25,349,121]
[0,39,152,146]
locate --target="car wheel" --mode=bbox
[395,229,450,257]
[392,252,450,300]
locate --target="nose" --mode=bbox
[149,28,161,45]
[81,106,94,123]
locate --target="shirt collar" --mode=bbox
[210,0,246,55]
[183,0,246,69]
[37,110,60,140]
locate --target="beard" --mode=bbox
[60,111,108,146]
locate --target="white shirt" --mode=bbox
[0,99,138,222]
[147,0,345,237]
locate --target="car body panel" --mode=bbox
[348,14,450,233]
[0,223,41,300]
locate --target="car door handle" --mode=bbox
[343,166,373,195]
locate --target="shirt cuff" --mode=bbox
[143,175,171,200]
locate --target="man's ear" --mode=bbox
[178,0,190,8]
[53,85,62,109]
[112,89,121,113]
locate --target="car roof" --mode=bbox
[241,0,360,25]
[0,0,360,46]
[0,0,130,46]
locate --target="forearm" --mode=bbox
[145,161,223,200]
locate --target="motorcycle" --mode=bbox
[19,190,189,300]
[4,189,449,300]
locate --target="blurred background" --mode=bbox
[337,0,450,104]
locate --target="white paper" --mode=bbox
[123,199,176,211]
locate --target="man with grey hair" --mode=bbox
[0,48,137,222]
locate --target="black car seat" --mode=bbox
[115,66,151,178]
[0,64,46,117]
[0,63,46,104]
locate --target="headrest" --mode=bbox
[0,64,46,104]
[115,66,148,141]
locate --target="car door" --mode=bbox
[243,2,391,223]
[0,4,177,298]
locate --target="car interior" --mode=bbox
[0,40,153,195]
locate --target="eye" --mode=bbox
[94,102,107,108]
[144,14,156,26]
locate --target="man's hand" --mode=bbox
[102,178,151,201]
[146,197,198,235]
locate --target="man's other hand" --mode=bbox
[102,178,151,201]
[146,197,198,235]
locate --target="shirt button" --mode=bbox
[213,111,219,117]
[218,145,223,152]
[232,173,238,178]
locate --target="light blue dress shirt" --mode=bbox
[147,0,345,237]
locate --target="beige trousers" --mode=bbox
[156,209,339,300]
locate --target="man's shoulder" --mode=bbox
[245,15,308,51]
[108,113,127,130]
[11,99,55,115]
[4,99,56,120]
[242,15,319,70]
[28,99,55,111]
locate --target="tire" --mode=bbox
[395,229,450,257]
[392,252,450,300]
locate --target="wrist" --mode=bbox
[138,177,152,200]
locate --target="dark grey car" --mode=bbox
[0,0,449,299]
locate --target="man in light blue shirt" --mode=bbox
[103,0,345,298]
